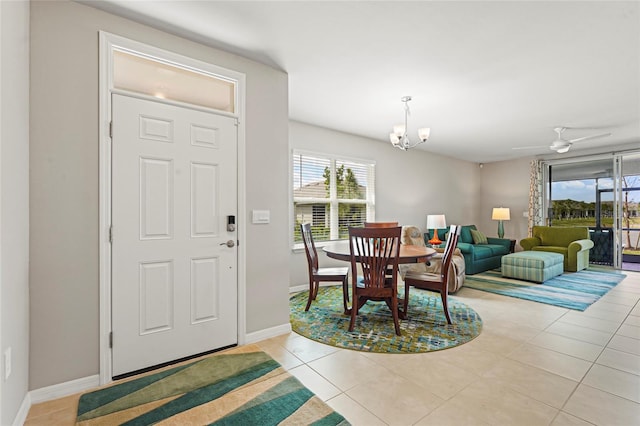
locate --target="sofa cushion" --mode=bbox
[487,244,509,256]
[471,245,494,260]
[534,226,589,247]
[532,246,568,256]
[459,225,477,244]
[470,229,488,244]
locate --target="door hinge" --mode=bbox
[109,226,113,243]
[109,121,113,138]
[109,332,113,348]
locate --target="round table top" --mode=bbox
[322,241,436,263]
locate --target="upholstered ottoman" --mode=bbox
[501,251,564,283]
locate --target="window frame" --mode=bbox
[291,149,376,249]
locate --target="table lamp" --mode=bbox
[492,207,510,239]
[426,214,446,245]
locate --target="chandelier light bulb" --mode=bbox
[393,124,405,137]
[418,127,431,141]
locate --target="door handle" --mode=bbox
[220,240,235,248]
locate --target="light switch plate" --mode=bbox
[252,210,270,224]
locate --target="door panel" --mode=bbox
[111,94,237,376]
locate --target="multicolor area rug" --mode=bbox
[76,345,348,425]
[290,286,482,353]
[464,268,626,311]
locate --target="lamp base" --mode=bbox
[497,220,505,239]
[428,229,442,246]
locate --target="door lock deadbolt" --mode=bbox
[227,215,236,232]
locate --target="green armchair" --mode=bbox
[426,225,512,275]
[520,226,594,272]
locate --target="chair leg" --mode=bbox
[312,281,319,300]
[342,278,350,315]
[349,295,358,331]
[440,291,452,324]
[304,280,314,311]
[402,282,410,317]
[391,295,401,336]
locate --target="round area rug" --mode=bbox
[290,285,482,354]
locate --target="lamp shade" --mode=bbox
[491,207,511,221]
[393,124,405,137]
[418,127,431,141]
[426,214,447,229]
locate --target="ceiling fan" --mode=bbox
[514,127,612,154]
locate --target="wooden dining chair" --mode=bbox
[300,223,350,313]
[402,224,461,324]
[364,221,399,276]
[364,221,399,228]
[348,226,402,335]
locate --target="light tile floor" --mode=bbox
[25,271,640,425]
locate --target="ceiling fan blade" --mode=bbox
[512,145,546,150]
[568,132,611,143]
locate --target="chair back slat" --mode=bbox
[349,226,401,290]
[440,225,461,283]
[300,223,319,274]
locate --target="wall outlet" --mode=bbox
[4,347,11,380]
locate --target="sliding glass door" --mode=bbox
[620,153,640,271]
[545,152,640,271]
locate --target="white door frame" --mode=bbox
[98,32,247,384]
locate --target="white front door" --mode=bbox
[111,93,238,376]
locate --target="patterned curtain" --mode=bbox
[527,159,544,236]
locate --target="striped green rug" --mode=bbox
[76,345,348,425]
[464,268,626,311]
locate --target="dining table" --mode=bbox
[322,241,436,318]
[322,240,436,264]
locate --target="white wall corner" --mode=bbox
[11,392,30,426]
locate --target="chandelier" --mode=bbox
[389,96,431,151]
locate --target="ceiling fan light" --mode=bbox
[556,146,570,154]
[389,133,400,144]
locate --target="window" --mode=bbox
[113,50,236,113]
[292,151,375,245]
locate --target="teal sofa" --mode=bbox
[426,225,512,275]
[520,226,594,272]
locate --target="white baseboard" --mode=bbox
[29,374,100,404]
[12,376,96,426]
[12,392,31,426]
[289,283,308,293]
[289,282,341,293]
[245,322,291,344]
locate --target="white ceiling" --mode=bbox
[86,1,640,163]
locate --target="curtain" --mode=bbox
[527,159,544,236]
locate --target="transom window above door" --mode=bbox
[292,150,375,247]
[113,50,236,113]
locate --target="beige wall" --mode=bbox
[30,0,289,390]
[478,158,534,248]
[289,121,481,287]
[1,1,30,423]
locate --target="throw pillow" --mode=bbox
[470,229,488,244]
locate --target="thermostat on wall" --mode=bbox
[252,210,270,224]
